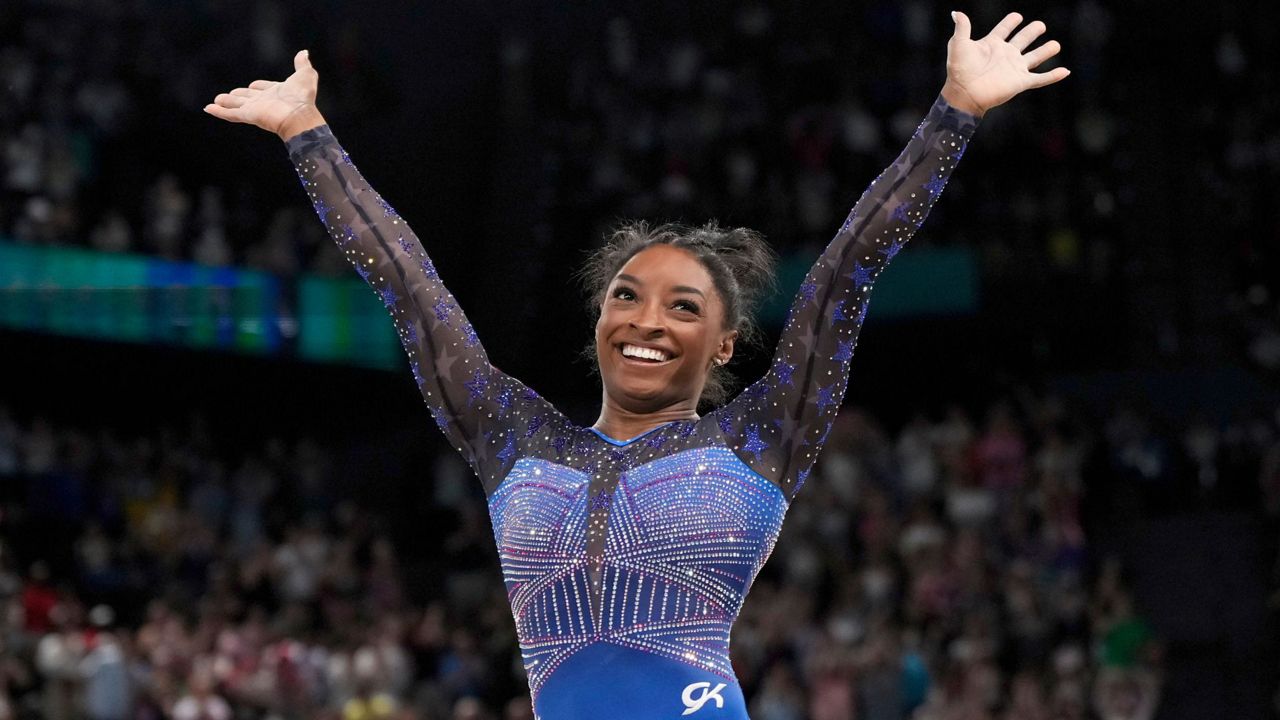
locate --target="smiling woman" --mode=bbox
[577,220,777,414]
[205,10,1067,719]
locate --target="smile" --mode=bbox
[619,343,673,363]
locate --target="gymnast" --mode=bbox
[205,10,1067,718]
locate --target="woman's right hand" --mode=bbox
[204,49,326,141]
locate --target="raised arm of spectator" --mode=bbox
[717,12,1069,499]
[205,51,564,493]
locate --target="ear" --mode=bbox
[715,329,738,366]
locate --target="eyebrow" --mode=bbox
[616,274,706,297]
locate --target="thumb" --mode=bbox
[293,49,312,73]
[950,11,972,42]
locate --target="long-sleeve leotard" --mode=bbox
[714,93,980,499]
[287,127,569,495]
[285,93,978,719]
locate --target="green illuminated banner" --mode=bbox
[0,242,399,370]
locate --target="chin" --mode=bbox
[605,376,676,410]
[612,380,667,405]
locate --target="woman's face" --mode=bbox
[595,244,737,412]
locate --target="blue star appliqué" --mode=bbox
[879,237,906,262]
[745,382,770,401]
[377,195,400,219]
[404,324,418,344]
[355,261,371,283]
[718,413,733,435]
[524,414,547,438]
[834,339,854,363]
[410,360,425,387]
[795,466,811,492]
[496,433,516,464]
[464,368,488,403]
[741,425,768,463]
[339,224,358,247]
[433,297,453,324]
[420,256,438,279]
[645,431,669,449]
[551,435,568,454]
[846,260,875,288]
[774,361,796,387]
[463,324,480,348]
[379,286,398,309]
[340,150,353,165]
[312,197,332,225]
[397,235,413,254]
[818,420,834,447]
[496,385,515,415]
[814,384,839,414]
[831,300,852,324]
[923,174,947,201]
[798,280,818,306]
[589,489,612,511]
[891,202,914,225]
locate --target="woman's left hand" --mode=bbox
[941,11,1070,117]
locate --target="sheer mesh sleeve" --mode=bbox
[715,94,980,500]
[287,125,564,494]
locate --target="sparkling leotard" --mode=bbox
[287,94,979,719]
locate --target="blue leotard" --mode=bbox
[286,94,979,719]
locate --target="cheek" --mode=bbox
[594,311,614,354]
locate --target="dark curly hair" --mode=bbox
[577,219,778,408]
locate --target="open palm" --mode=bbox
[204,50,321,137]
[945,11,1069,115]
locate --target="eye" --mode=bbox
[611,286,636,301]
[673,299,700,314]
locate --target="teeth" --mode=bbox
[621,344,669,362]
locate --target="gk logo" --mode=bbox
[681,682,727,715]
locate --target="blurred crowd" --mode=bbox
[6,381,1276,719]
[0,0,340,277]
[0,0,1125,271]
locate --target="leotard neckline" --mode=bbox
[588,420,680,446]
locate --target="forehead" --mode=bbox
[612,244,714,289]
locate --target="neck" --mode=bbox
[592,393,699,441]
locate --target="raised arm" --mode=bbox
[206,51,563,492]
[717,11,1068,499]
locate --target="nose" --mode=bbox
[628,299,666,335]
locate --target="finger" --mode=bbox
[1028,66,1071,89]
[203,103,243,123]
[984,12,1024,42]
[212,93,247,109]
[1024,39,1061,69]
[293,49,313,73]
[950,10,972,42]
[1008,19,1046,51]
[248,80,277,90]
[229,87,256,98]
